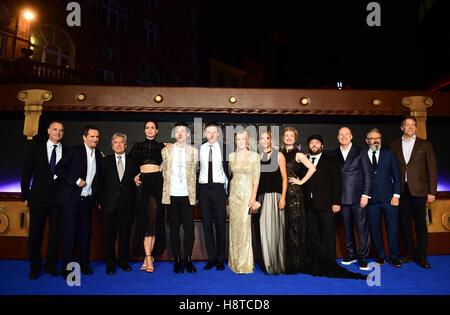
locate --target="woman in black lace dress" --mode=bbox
[130,121,166,273]
[282,127,366,279]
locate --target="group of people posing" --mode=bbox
[21,116,437,281]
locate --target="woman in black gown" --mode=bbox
[282,127,366,279]
[130,121,166,273]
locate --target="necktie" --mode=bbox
[208,144,213,188]
[50,144,57,176]
[311,157,316,166]
[117,155,124,181]
[372,151,378,169]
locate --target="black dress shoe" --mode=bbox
[106,264,116,275]
[375,257,386,265]
[204,261,217,270]
[216,262,225,271]
[174,256,184,274]
[184,256,197,273]
[118,263,132,272]
[28,268,41,280]
[44,265,61,276]
[400,255,415,263]
[389,259,402,267]
[417,256,431,268]
[81,265,93,275]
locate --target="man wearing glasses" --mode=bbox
[365,128,401,268]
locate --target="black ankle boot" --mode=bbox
[184,256,197,273]
[174,256,184,274]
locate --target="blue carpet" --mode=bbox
[1,256,449,295]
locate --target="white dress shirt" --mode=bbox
[76,143,96,197]
[115,153,126,166]
[308,152,322,198]
[47,140,62,179]
[340,143,352,161]
[199,141,227,184]
[367,147,400,199]
[170,144,188,196]
[309,152,322,167]
[367,147,380,166]
[402,135,416,182]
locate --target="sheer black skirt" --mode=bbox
[284,184,366,280]
[132,172,166,257]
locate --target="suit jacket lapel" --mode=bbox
[377,149,383,169]
[112,155,121,183]
[408,138,420,166]
[394,139,405,166]
[82,145,88,178]
[42,143,52,175]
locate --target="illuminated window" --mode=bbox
[30,24,76,68]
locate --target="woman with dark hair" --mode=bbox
[282,127,366,279]
[130,121,166,273]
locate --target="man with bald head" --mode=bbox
[331,126,371,270]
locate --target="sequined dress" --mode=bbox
[228,151,260,274]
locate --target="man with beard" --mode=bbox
[365,128,401,267]
[301,135,342,259]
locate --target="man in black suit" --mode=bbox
[331,127,371,271]
[198,122,229,271]
[55,125,102,279]
[98,132,138,275]
[302,134,342,259]
[21,120,67,279]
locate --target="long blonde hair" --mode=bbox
[235,130,250,151]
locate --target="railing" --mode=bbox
[0,57,81,84]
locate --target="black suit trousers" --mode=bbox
[305,197,336,259]
[28,203,63,269]
[198,184,227,263]
[340,203,371,259]
[167,196,195,257]
[61,196,94,268]
[102,207,133,265]
[399,184,428,258]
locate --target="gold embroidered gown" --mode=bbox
[228,151,260,274]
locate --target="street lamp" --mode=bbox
[23,10,35,21]
[12,9,36,59]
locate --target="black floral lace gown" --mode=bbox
[282,148,366,279]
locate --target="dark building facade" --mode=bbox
[0,0,199,86]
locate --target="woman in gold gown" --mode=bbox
[228,130,260,274]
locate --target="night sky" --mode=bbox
[198,0,449,90]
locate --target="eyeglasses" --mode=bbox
[367,137,381,141]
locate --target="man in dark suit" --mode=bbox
[302,134,342,259]
[198,122,229,271]
[98,132,138,275]
[365,128,402,267]
[55,125,102,279]
[331,127,371,270]
[21,120,67,279]
[390,116,437,268]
